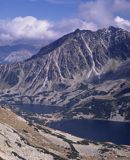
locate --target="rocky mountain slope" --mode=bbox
[0,106,130,160]
[0,26,130,121]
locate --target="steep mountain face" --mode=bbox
[1,107,130,160]
[0,26,130,121]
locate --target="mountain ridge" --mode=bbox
[30,26,129,60]
[0,26,130,122]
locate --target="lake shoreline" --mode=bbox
[1,103,130,123]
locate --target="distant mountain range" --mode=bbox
[0,26,130,122]
[0,44,40,63]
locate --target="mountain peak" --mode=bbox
[108,26,117,30]
[29,26,129,61]
[74,28,81,33]
[105,26,126,32]
[97,26,119,33]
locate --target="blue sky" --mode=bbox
[0,0,130,45]
[0,0,85,20]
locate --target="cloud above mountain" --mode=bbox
[115,16,130,30]
[0,16,59,42]
[0,0,130,45]
[79,0,130,28]
[0,16,96,45]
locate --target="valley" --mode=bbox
[0,106,130,160]
[0,26,130,159]
[0,26,130,122]
[3,103,130,146]
[1,0,130,159]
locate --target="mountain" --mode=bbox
[0,26,130,122]
[0,44,40,64]
[4,50,32,63]
[0,106,130,160]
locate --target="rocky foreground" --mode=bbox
[0,107,130,160]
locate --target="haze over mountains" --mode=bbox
[0,42,42,63]
[0,26,130,122]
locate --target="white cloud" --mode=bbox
[79,0,113,27]
[0,16,59,44]
[115,16,130,30]
[0,16,97,45]
[79,0,130,29]
[54,18,97,35]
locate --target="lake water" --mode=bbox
[11,104,63,114]
[10,104,130,145]
[48,119,130,145]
